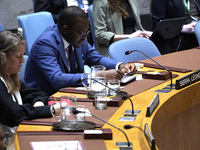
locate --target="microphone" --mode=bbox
[73,109,132,148]
[77,78,135,116]
[124,125,133,129]
[125,50,173,88]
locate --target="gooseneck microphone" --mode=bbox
[125,50,173,87]
[73,109,132,148]
[77,78,135,115]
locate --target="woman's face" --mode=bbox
[5,44,25,76]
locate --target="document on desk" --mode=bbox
[31,140,85,150]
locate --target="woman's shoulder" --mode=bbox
[93,0,108,6]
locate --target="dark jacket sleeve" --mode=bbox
[0,80,52,127]
[20,80,49,106]
[34,0,67,23]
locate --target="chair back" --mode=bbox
[108,37,161,63]
[194,21,200,46]
[18,55,28,81]
[0,22,4,32]
[87,4,96,48]
[17,12,55,55]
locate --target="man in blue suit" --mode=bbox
[24,6,136,96]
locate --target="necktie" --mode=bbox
[68,45,76,73]
[77,0,84,8]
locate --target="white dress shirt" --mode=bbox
[67,0,89,10]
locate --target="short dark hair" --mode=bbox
[58,6,88,28]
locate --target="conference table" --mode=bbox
[15,48,200,150]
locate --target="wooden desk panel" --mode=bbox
[15,49,200,150]
[140,48,200,71]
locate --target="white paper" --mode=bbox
[85,109,92,116]
[84,129,103,134]
[31,141,84,150]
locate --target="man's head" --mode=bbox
[58,6,89,47]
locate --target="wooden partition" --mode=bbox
[151,82,200,150]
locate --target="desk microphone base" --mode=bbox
[124,114,137,117]
[116,142,133,150]
[119,147,133,150]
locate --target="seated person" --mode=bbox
[0,31,62,144]
[24,6,136,96]
[93,0,152,56]
[152,0,200,54]
[34,0,93,23]
[0,22,4,32]
[0,125,6,150]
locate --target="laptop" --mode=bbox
[150,17,188,41]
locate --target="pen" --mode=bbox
[52,96,58,102]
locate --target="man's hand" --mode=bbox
[96,69,124,81]
[182,22,196,32]
[119,63,137,74]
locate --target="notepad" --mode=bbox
[31,141,85,150]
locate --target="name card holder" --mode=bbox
[175,69,200,90]
[144,123,155,150]
[84,128,112,140]
[146,94,159,117]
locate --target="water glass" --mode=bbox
[60,95,77,107]
[76,105,86,121]
[107,79,120,96]
[60,106,77,121]
[95,92,108,110]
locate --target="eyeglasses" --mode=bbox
[68,26,90,37]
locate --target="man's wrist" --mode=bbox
[116,62,125,70]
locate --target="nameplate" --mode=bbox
[146,94,159,117]
[175,69,200,90]
[84,128,112,140]
[144,124,155,150]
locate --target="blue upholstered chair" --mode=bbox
[18,55,28,81]
[0,22,4,32]
[17,12,55,55]
[108,37,161,63]
[194,21,200,46]
[87,4,96,48]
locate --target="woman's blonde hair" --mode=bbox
[108,0,129,18]
[0,31,26,94]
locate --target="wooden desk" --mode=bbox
[15,48,200,150]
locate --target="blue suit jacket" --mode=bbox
[24,24,119,96]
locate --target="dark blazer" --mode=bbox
[34,0,93,23]
[152,0,200,29]
[0,79,51,127]
[24,24,119,96]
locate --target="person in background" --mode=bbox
[92,0,152,57]
[0,22,4,32]
[151,0,200,54]
[0,125,6,150]
[0,31,62,145]
[34,0,93,23]
[24,6,137,96]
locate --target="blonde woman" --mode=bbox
[0,31,61,145]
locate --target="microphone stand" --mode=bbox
[80,78,135,116]
[73,110,133,149]
[126,50,173,88]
